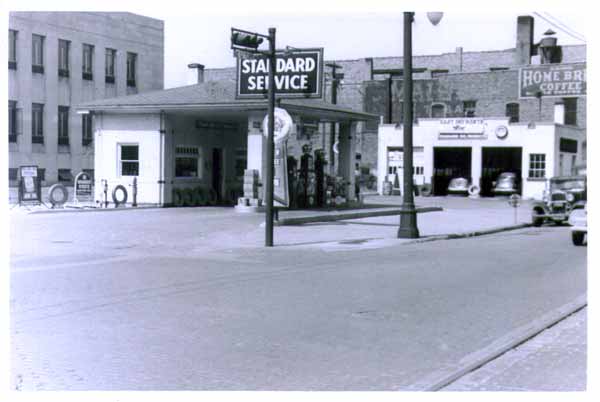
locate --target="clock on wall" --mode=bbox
[495,125,509,139]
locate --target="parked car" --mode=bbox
[447,177,469,195]
[531,175,587,226]
[492,172,518,195]
[568,203,587,246]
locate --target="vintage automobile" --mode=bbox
[447,177,469,195]
[531,175,587,227]
[492,172,518,195]
[568,203,587,245]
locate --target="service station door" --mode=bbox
[387,147,425,188]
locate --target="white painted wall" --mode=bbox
[377,118,585,200]
[94,113,162,204]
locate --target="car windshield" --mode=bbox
[498,173,514,180]
[552,179,585,191]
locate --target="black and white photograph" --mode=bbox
[3,0,593,399]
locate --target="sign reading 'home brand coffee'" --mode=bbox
[519,63,586,98]
[236,48,323,99]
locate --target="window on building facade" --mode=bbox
[32,34,44,73]
[528,154,546,178]
[82,114,93,146]
[31,103,44,144]
[105,48,116,83]
[38,168,45,182]
[175,146,200,177]
[563,98,577,126]
[58,106,69,145]
[9,100,21,143]
[9,30,17,69]
[9,168,18,181]
[127,52,137,87]
[506,102,520,123]
[82,44,94,80]
[463,101,476,117]
[119,144,139,176]
[431,103,446,118]
[58,39,70,77]
[58,169,73,183]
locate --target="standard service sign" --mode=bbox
[236,48,323,99]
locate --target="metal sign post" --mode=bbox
[509,194,521,224]
[231,26,323,247]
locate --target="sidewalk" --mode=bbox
[9,195,537,257]
[442,307,587,391]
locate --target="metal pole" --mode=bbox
[329,65,338,175]
[398,12,419,238]
[265,27,276,247]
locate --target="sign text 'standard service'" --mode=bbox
[236,48,323,99]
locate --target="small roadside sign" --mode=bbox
[19,165,41,205]
[508,194,521,207]
[74,171,93,203]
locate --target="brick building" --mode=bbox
[202,15,586,177]
[8,12,164,186]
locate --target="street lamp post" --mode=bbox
[398,11,442,239]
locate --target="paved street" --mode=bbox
[442,307,587,391]
[9,199,586,391]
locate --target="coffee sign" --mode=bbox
[519,63,586,98]
[236,48,323,99]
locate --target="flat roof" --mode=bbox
[77,81,379,122]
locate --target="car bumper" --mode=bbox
[492,188,517,194]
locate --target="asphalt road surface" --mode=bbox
[10,211,586,390]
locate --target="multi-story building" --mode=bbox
[76,14,586,207]
[202,16,586,182]
[8,12,164,187]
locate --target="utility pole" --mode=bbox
[326,62,342,175]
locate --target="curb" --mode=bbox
[24,205,161,215]
[274,206,443,226]
[405,294,587,391]
[404,223,533,245]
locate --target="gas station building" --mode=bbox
[78,80,377,206]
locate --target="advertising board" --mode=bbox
[236,48,323,99]
[519,63,586,98]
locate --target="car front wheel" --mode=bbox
[532,209,544,227]
[572,231,585,246]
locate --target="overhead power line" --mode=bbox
[532,12,586,43]
[541,12,586,41]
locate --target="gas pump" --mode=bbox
[300,143,315,208]
[287,156,298,209]
[314,149,325,207]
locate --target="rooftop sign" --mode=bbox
[519,63,586,98]
[236,48,323,99]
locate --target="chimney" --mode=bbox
[455,47,463,72]
[515,16,534,65]
[187,63,205,84]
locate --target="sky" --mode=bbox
[152,10,587,88]
[4,0,589,89]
